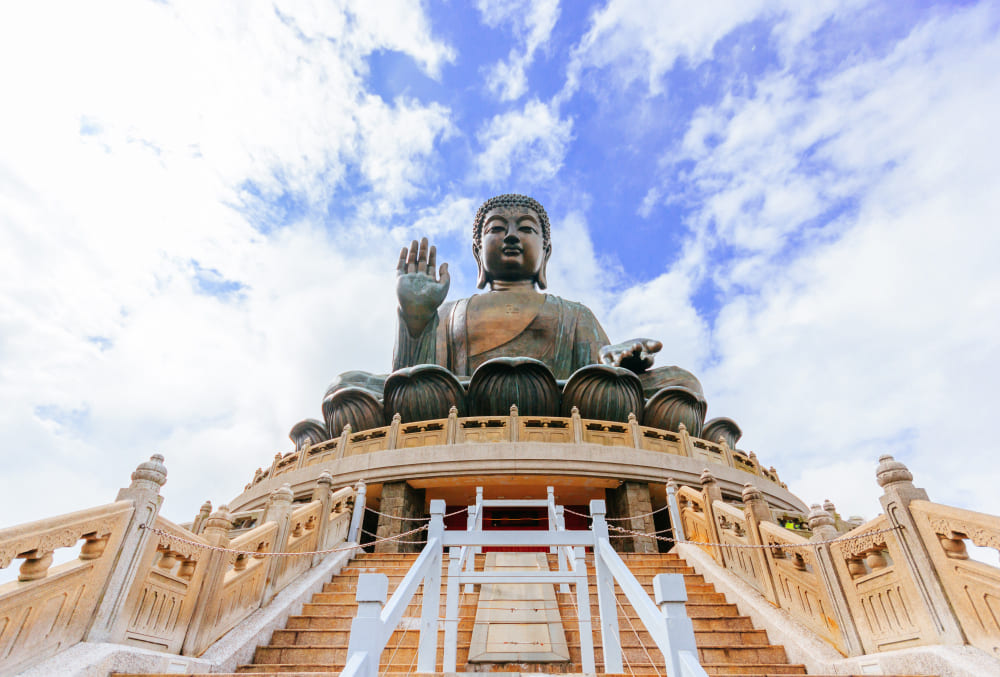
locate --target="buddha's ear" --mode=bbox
[536,243,552,290]
[473,244,490,289]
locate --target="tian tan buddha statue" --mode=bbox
[292,195,742,453]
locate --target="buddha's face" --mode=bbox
[479,206,549,286]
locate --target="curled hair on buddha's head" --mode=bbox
[472,194,552,289]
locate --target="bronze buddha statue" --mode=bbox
[308,194,714,445]
[392,194,702,397]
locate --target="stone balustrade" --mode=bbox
[247,407,785,492]
[0,458,357,675]
[676,456,1000,660]
[0,501,134,674]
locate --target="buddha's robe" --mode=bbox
[393,293,608,379]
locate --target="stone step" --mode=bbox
[250,641,791,669]
[307,589,729,604]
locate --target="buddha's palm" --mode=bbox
[600,338,663,373]
[397,237,450,337]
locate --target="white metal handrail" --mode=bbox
[339,491,708,676]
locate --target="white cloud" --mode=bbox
[681,4,1000,519]
[478,0,560,101]
[564,0,770,99]
[0,1,455,526]
[475,99,573,185]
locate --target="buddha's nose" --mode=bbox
[503,229,520,243]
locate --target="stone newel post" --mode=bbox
[85,454,167,643]
[876,454,965,645]
[740,484,779,604]
[806,503,864,656]
[312,471,335,565]
[699,468,724,562]
[181,504,234,656]
[262,483,295,604]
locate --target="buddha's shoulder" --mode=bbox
[542,294,601,321]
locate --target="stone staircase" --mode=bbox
[118,550,924,676]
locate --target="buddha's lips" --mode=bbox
[502,246,522,255]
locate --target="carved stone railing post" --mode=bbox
[348,479,367,544]
[876,454,965,645]
[446,405,459,444]
[262,484,295,605]
[509,404,519,442]
[718,438,735,469]
[628,412,642,448]
[191,500,212,535]
[806,503,865,656]
[571,406,583,443]
[740,484,779,604]
[85,454,167,643]
[312,471,334,565]
[678,422,695,457]
[699,468,724,563]
[387,412,401,450]
[336,423,352,459]
[666,479,685,543]
[181,504,233,656]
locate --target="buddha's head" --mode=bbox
[472,194,552,290]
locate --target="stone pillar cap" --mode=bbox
[741,483,763,503]
[131,454,167,488]
[876,454,913,487]
[807,503,835,530]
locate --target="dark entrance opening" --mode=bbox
[481,506,549,552]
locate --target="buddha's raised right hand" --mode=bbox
[396,237,450,338]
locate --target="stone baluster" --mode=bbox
[85,454,167,644]
[191,500,212,535]
[312,471,335,565]
[571,406,583,443]
[665,478,685,543]
[387,412,401,450]
[699,468,724,563]
[806,503,865,656]
[628,412,642,448]
[180,503,233,656]
[446,405,459,444]
[875,454,965,645]
[17,549,54,581]
[262,484,295,604]
[268,452,282,478]
[718,437,735,468]
[336,423,352,459]
[295,444,309,470]
[678,422,694,457]
[348,479,367,545]
[740,484,779,604]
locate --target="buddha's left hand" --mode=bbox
[599,338,662,373]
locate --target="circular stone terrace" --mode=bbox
[229,408,806,515]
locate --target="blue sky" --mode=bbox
[1,1,999,536]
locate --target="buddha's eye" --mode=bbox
[487,223,506,233]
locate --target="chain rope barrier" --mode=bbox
[606,522,902,549]
[364,505,469,521]
[139,522,428,557]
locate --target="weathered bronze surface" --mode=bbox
[288,418,328,450]
[321,386,383,438]
[467,356,561,417]
[643,386,707,437]
[384,364,466,423]
[561,364,643,423]
[703,417,742,448]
